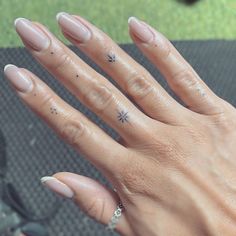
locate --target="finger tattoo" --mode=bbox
[107,52,116,63]
[117,110,129,123]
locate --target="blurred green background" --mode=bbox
[0,0,235,48]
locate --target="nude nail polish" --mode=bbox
[41,176,74,198]
[56,12,91,43]
[128,16,154,43]
[4,64,33,93]
[14,18,50,51]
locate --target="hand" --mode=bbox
[4,13,236,236]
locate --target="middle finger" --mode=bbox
[14,18,158,144]
[56,13,189,125]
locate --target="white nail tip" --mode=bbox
[40,176,56,183]
[128,16,137,24]
[56,12,68,21]
[4,64,16,72]
[40,176,74,198]
[14,17,28,27]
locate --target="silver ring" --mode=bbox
[106,201,124,231]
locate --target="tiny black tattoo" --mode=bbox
[117,110,129,123]
[50,52,54,55]
[76,74,79,78]
[107,53,116,63]
[50,107,58,115]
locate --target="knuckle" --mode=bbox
[210,111,236,132]
[126,72,153,100]
[184,125,208,145]
[138,128,183,163]
[60,121,85,145]
[118,156,150,195]
[84,198,105,222]
[83,83,114,113]
[172,69,199,90]
[150,137,179,161]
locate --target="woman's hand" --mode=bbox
[4,13,236,236]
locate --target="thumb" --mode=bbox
[40,172,132,235]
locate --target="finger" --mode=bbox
[128,17,223,115]
[41,172,133,236]
[55,12,188,125]
[4,64,127,173]
[14,17,156,144]
[128,17,223,116]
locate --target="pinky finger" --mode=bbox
[41,172,133,236]
[128,17,223,116]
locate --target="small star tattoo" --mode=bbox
[50,107,58,115]
[117,110,129,123]
[107,53,116,63]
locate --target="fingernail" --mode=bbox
[128,16,153,43]
[56,12,91,43]
[41,176,74,198]
[4,64,33,93]
[14,18,50,51]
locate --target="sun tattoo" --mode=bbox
[117,110,129,123]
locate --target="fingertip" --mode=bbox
[56,12,68,21]
[14,17,29,27]
[4,64,17,73]
[128,16,137,24]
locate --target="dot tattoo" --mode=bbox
[50,107,58,115]
[76,74,79,78]
[107,53,116,63]
[50,51,54,55]
[117,110,129,123]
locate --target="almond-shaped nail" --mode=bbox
[41,176,74,198]
[4,64,33,93]
[15,18,50,51]
[56,12,91,43]
[128,16,153,43]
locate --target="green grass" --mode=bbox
[0,0,235,47]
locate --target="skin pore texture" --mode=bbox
[3,13,236,236]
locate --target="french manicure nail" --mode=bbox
[4,64,33,93]
[41,176,74,198]
[14,18,50,51]
[56,12,91,43]
[128,16,154,43]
